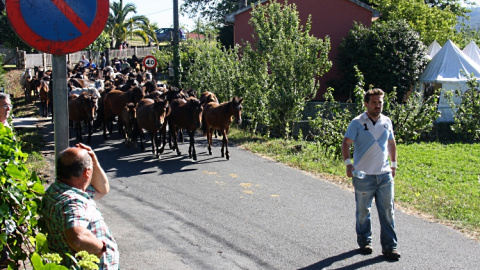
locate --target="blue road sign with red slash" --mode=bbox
[6,0,109,55]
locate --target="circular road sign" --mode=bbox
[6,0,109,55]
[143,55,158,70]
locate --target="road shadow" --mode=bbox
[79,126,235,179]
[298,250,389,269]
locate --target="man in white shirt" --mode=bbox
[341,88,400,260]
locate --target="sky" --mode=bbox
[126,0,197,31]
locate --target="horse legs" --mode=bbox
[221,130,229,160]
[86,120,92,145]
[50,102,54,123]
[42,100,47,117]
[167,123,174,150]
[159,125,167,154]
[75,121,83,143]
[24,86,30,102]
[150,131,158,157]
[207,127,213,155]
[154,131,161,158]
[170,125,181,156]
[188,130,196,160]
[138,129,145,151]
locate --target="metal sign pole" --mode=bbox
[52,55,69,161]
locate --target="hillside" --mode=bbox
[461,7,480,29]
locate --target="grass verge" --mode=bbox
[5,70,49,180]
[228,128,480,241]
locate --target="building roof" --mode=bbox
[225,0,380,24]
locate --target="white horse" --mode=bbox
[19,68,33,101]
[69,87,101,110]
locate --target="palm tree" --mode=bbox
[106,0,158,48]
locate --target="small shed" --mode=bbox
[418,40,480,122]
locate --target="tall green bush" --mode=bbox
[0,124,45,268]
[183,40,242,103]
[449,73,480,141]
[383,87,440,144]
[247,0,331,137]
[308,67,364,158]
[183,1,331,138]
[337,19,428,101]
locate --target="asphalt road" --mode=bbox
[36,118,479,270]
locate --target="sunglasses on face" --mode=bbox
[2,104,13,109]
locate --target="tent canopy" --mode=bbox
[427,40,442,59]
[419,40,480,83]
[462,40,480,66]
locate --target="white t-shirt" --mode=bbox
[344,112,395,175]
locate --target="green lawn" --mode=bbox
[228,129,480,240]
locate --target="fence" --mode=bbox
[0,46,158,70]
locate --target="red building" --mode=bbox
[225,0,379,100]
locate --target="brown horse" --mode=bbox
[68,93,97,144]
[200,91,219,105]
[136,97,169,158]
[168,97,203,160]
[159,87,189,149]
[121,102,138,148]
[39,79,50,117]
[19,69,33,102]
[200,91,220,138]
[202,97,243,160]
[103,86,144,138]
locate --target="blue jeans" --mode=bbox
[353,172,397,251]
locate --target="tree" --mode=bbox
[183,1,331,138]
[337,20,428,101]
[449,73,480,142]
[368,0,462,45]
[424,0,473,16]
[247,1,331,137]
[86,30,112,52]
[106,0,155,48]
[181,0,256,25]
[0,10,33,51]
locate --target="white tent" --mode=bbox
[426,40,442,60]
[462,40,480,66]
[418,40,480,122]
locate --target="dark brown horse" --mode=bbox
[68,93,96,144]
[121,102,138,148]
[103,86,144,138]
[168,97,203,160]
[136,97,169,158]
[202,97,243,160]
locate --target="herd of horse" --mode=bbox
[19,58,244,160]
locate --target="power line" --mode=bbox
[144,7,172,16]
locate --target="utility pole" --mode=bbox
[173,0,181,87]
